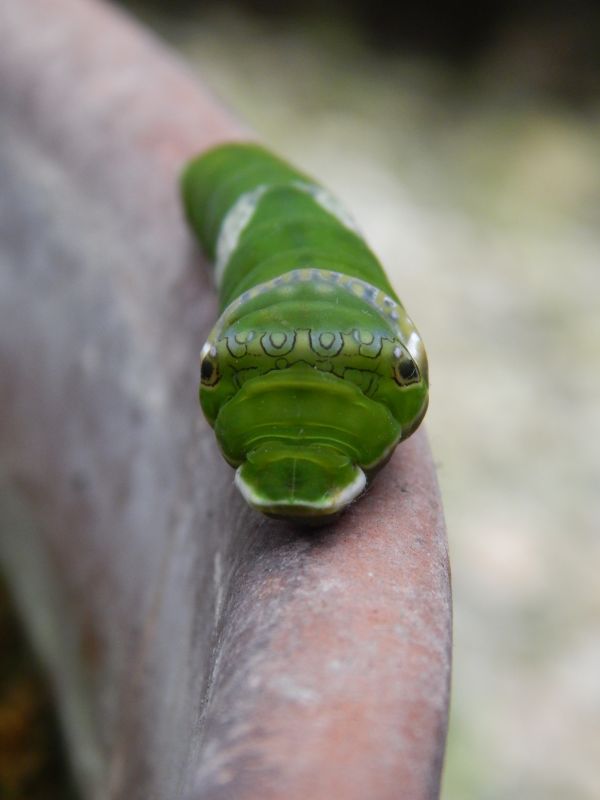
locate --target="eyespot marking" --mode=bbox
[354,329,383,357]
[261,331,296,356]
[393,346,420,386]
[201,360,214,380]
[211,269,426,381]
[226,334,247,358]
[399,360,419,382]
[310,330,343,357]
[200,343,220,387]
[354,329,374,345]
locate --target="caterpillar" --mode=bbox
[181,143,428,521]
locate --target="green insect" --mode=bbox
[181,143,428,520]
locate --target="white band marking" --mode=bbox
[292,180,361,235]
[214,184,268,288]
[214,180,362,289]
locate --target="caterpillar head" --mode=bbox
[199,269,428,518]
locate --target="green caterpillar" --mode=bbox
[181,143,428,520]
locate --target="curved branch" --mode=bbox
[0,1,451,798]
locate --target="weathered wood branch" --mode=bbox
[0,1,451,798]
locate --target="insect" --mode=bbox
[181,143,428,520]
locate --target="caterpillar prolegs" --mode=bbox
[181,143,428,520]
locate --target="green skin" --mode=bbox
[181,143,428,520]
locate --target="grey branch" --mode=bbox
[0,1,451,798]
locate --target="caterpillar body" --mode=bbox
[181,143,428,521]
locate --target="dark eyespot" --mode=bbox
[200,345,220,387]
[201,360,214,380]
[393,346,420,386]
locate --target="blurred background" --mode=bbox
[138,2,599,798]
[2,0,598,797]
